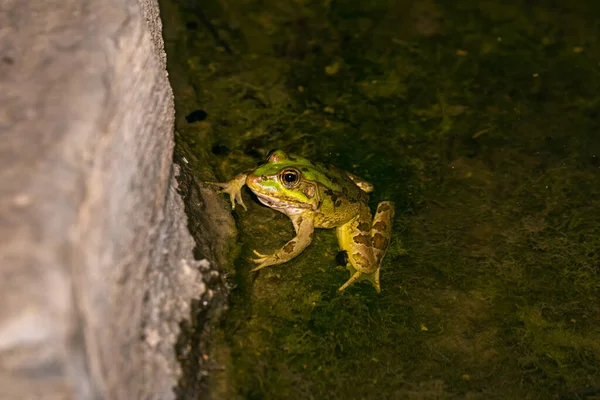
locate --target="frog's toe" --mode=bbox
[205,181,228,191]
[250,253,269,267]
[236,194,247,210]
[206,181,247,210]
[230,189,247,210]
[250,250,280,271]
[338,271,362,292]
[252,249,268,258]
[338,266,381,293]
[250,263,266,272]
[250,259,275,272]
[250,256,267,265]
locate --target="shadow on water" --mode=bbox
[162,0,600,398]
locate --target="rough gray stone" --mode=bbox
[0,0,226,398]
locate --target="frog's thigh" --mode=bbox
[370,201,395,265]
[336,216,377,274]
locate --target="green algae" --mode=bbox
[162,0,600,398]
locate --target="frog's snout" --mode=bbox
[247,173,262,187]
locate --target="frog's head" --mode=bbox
[246,150,321,213]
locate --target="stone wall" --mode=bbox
[0,0,225,398]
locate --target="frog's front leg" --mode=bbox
[206,173,248,210]
[251,213,315,271]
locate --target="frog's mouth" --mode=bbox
[254,192,314,212]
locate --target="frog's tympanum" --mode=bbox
[209,150,395,293]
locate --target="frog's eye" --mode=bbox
[280,168,301,189]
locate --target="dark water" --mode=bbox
[163,0,600,398]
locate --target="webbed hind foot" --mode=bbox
[337,264,381,293]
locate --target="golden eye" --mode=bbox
[280,168,301,188]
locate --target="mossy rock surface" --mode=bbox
[165,0,600,398]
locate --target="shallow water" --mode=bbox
[163,0,600,398]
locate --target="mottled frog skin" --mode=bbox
[209,150,395,292]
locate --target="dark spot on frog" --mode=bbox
[352,252,369,265]
[372,221,387,232]
[185,109,207,123]
[211,144,230,156]
[323,189,338,203]
[342,187,349,197]
[357,222,371,232]
[353,234,371,246]
[301,167,311,172]
[372,233,389,250]
[378,203,391,212]
[323,188,339,203]
[283,241,296,253]
[335,250,348,266]
[2,56,14,65]
[335,199,342,208]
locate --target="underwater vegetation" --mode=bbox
[164,0,600,398]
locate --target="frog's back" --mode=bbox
[309,162,369,228]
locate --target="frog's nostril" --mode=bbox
[248,174,261,185]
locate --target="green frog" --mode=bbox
[209,150,395,293]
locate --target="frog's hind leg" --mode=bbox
[368,201,395,291]
[336,201,395,293]
[336,205,378,292]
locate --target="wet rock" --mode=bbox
[0,0,233,399]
